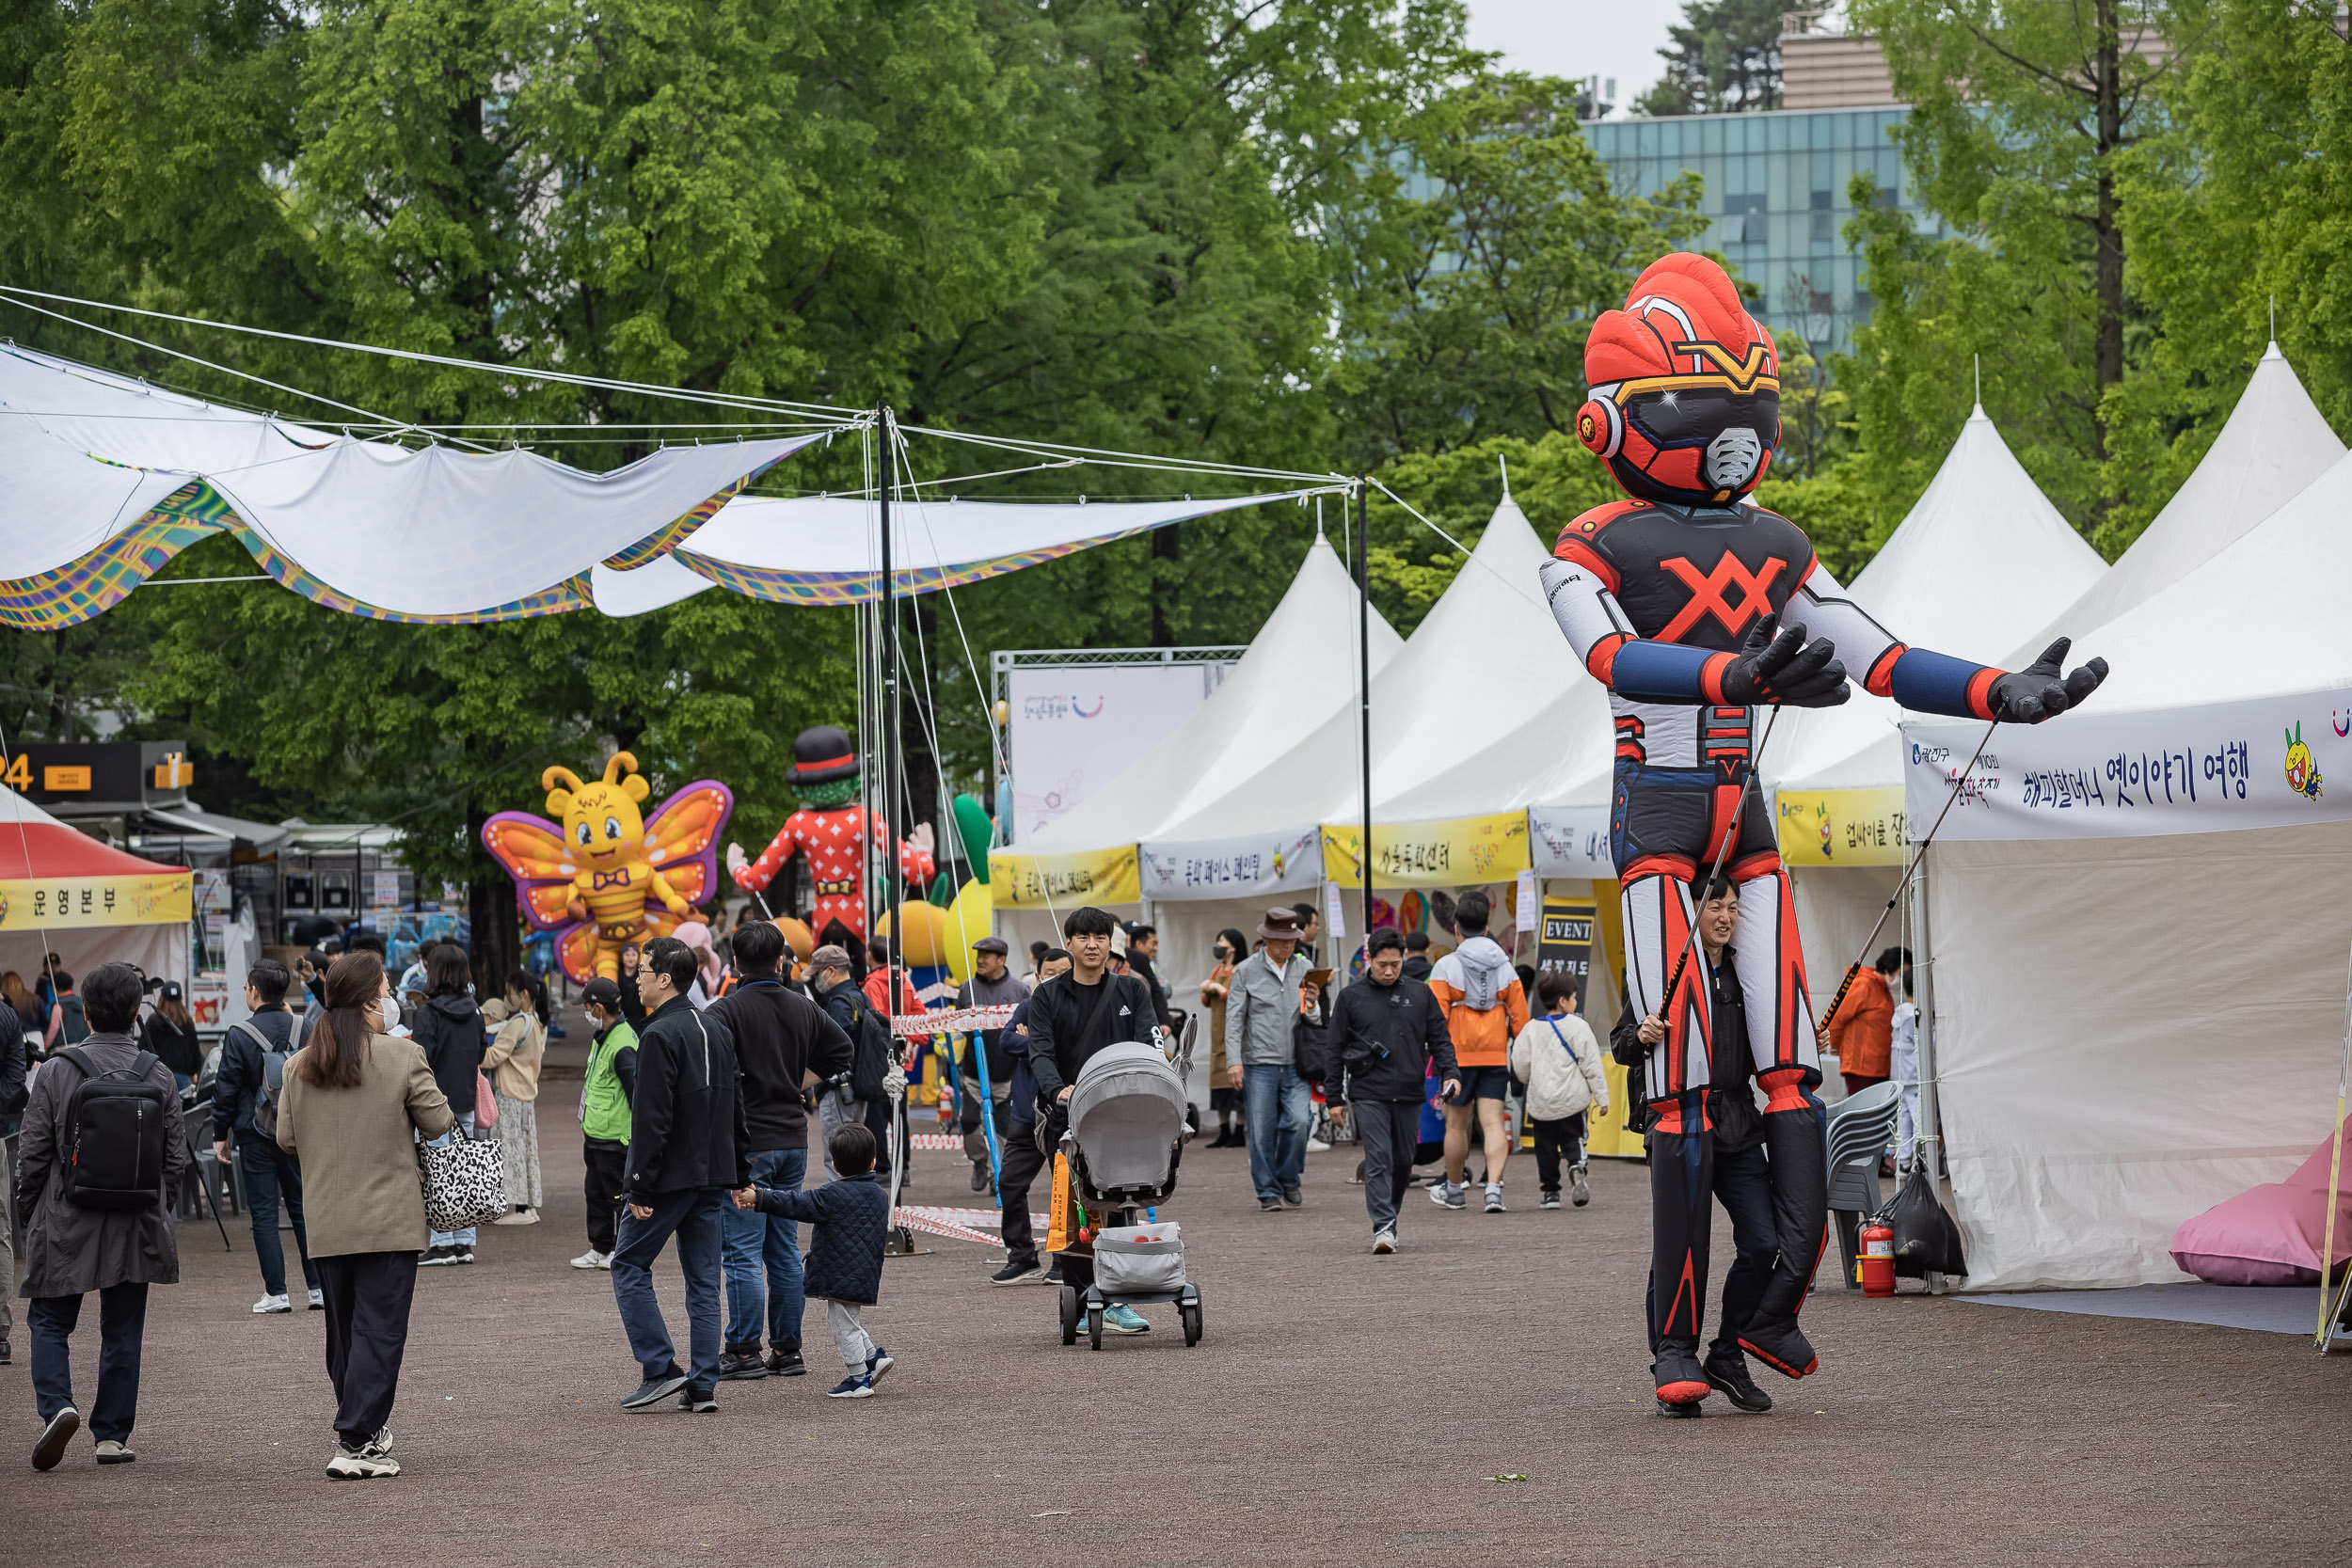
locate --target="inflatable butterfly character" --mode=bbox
[480,752,735,985]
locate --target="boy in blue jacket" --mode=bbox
[735,1124,894,1399]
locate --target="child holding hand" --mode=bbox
[1507,972,1610,1210]
[734,1123,895,1398]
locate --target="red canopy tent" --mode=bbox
[1,786,192,1008]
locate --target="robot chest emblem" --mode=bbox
[1654,552,1788,641]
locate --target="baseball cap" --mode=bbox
[582,976,624,1009]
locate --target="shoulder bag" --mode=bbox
[417,1122,507,1234]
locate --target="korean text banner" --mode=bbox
[1138,825,1322,901]
[1528,805,1615,878]
[1774,787,1909,867]
[987,845,1140,909]
[0,872,192,928]
[1903,689,2351,843]
[1320,812,1530,888]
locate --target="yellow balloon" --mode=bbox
[941,878,995,985]
[874,900,952,968]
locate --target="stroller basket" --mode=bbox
[1093,1222,1186,1295]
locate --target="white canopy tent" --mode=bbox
[1905,436,2352,1290]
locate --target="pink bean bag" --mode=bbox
[2171,1119,2352,1286]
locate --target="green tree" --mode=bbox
[1636,0,1787,117]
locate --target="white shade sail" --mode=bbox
[0,342,815,625]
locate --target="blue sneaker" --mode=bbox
[826,1373,874,1399]
[1103,1305,1150,1335]
[864,1346,895,1386]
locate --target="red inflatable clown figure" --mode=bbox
[726,724,935,955]
[1540,254,2106,1413]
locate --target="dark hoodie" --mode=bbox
[412,991,485,1119]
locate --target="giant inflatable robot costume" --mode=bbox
[1539,254,2107,1408]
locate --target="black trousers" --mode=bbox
[999,1120,1047,1267]
[315,1251,419,1449]
[1530,1113,1589,1193]
[1645,1134,1779,1361]
[28,1282,148,1441]
[1352,1100,1422,1235]
[583,1138,628,1254]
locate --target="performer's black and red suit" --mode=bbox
[1539,254,2106,1408]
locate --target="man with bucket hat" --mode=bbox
[1223,908,1318,1212]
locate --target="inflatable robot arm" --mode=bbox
[1788,562,2108,722]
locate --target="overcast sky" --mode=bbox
[1462,0,1688,117]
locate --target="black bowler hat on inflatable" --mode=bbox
[786,724,861,786]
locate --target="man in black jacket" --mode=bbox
[706,920,851,1382]
[612,937,750,1413]
[1024,908,1159,1331]
[210,958,324,1312]
[1328,927,1458,1254]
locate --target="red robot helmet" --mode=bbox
[1581,253,1782,507]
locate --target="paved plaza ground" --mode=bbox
[10,1080,2349,1565]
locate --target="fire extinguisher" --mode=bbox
[1860,1218,1897,1297]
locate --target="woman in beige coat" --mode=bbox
[482,972,548,1225]
[277,950,452,1480]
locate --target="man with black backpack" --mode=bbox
[213,958,325,1315]
[810,945,897,1185]
[16,961,185,1471]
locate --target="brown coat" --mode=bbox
[276,1032,454,1258]
[14,1032,187,1299]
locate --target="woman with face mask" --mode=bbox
[1198,928,1249,1148]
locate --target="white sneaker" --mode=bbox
[252,1293,292,1315]
[1305,1136,1332,1153]
[1372,1229,1397,1254]
[308,1288,325,1311]
[492,1209,539,1226]
[326,1445,401,1480]
[570,1249,608,1270]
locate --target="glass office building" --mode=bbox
[1581,106,1915,354]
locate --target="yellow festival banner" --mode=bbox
[1320,811,1531,889]
[1774,786,1910,868]
[987,845,1140,909]
[0,872,193,930]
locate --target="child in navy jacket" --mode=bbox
[736,1123,894,1398]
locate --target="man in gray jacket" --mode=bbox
[1223,908,1316,1212]
[16,962,185,1470]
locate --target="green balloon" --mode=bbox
[952,793,996,883]
[927,870,954,908]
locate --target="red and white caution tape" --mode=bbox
[890,1204,1050,1245]
[890,1005,1017,1038]
[906,1132,967,1151]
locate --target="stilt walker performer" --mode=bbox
[1538,254,2109,1411]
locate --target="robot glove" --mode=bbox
[1720,613,1851,707]
[1987,638,2109,724]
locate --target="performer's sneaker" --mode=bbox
[1705,1354,1773,1413]
[1651,1349,1712,1409]
[1656,1397,1705,1418]
[1737,1318,1820,1380]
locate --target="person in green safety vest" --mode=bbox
[571,976,640,1272]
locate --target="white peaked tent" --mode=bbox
[1766,404,2107,979]
[2007,341,2344,664]
[1022,533,1404,854]
[1907,436,2352,1290]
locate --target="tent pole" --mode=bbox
[1355,477,1373,964]
[1914,849,1942,1193]
[881,407,901,1007]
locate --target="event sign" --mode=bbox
[1903,688,2352,842]
[1004,663,1218,841]
[1320,811,1530,888]
[1534,895,1596,993]
[1774,786,1909,867]
[1528,805,1615,877]
[0,871,192,928]
[1136,824,1322,900]
[987,844,1140,909]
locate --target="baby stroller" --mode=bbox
[1055,1033,1204,1350]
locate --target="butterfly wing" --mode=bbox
[644,781,733,910]
[553,922,596,986]
[481,813,581,932]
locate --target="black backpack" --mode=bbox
[841,990,893,1102]
[57,1047,170,1211]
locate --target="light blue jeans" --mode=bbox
[1242,1063,1312,1202]
[723,1147,807,1352]
[426,1111,478,1248]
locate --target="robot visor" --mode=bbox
[1623,384,1780,448]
